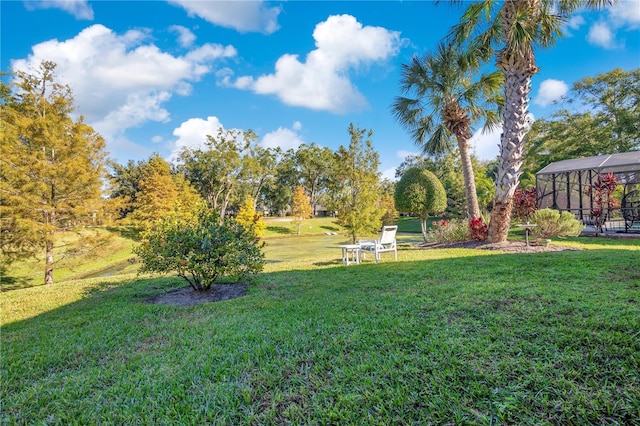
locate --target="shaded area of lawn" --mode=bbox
[2,246,639,424]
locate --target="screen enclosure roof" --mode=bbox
[536,151,640,176]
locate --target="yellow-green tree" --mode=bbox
[236,195,266,238]
[131,154,203,227]
[133,155,178,224]
[379,194,398,226]
[328,124,384,243]
[291,185,313,235]
[0,61,106,285]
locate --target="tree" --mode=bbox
[290,185,313,235]
[451,0,612,242]
[0,61,106,285]
[571,67,639,153]
[132,155,179,224]
[379,194,399,226]
[262,148,297,217]
[107,159,145,219]
[328,124,383,243]
[394,167,447,242]
[294,143,335,215]
[235,195,266,238]
[392,40,502,222]
[396,152,491,218]
[134,208,264,292]
[523,68,640,175]
[178,129,254,219]
[243,144,279,208]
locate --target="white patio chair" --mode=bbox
[359,225,398,264]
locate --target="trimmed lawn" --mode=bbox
[1,234,639,424]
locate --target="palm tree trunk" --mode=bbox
[487,0,538,243]
[455,133,481,220]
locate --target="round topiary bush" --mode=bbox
[395,167,447,241]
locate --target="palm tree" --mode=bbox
[392,41,502,221]
[450,0,614,242]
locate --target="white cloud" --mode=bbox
[568,15,586,30]
[608,1,640,29]
[24,0,94,20]
[168,116,225,161]
[381,167,398,181]
[581,1,640,50]
[534,79,569,107]
[471,127,501,162]
[11,24,236,160]
[227,14,402,114]
[260,126,305,151]
[168,0,281,34]
[169,25,196,48]
[587,22,620,49]
[564,15,585,36]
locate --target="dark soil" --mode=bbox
[146,283,248,306]
[416,240,583,254]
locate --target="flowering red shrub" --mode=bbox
[469,217,488,241]
[585,172,619,234]
[513,187,537,222]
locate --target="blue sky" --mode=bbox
[2,1,639,179]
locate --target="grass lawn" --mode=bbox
[1,226,639,424]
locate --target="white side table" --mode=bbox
[339,244,361,265]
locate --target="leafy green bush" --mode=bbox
[531,208,584,239]
[426,219,470,243]
[395,167,447,242]
[134,208,265,291]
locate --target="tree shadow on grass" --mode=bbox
[106,226,142,241]
[313,260,343,267]
[267,226,294,235]
[320,225,340,232]
[1,274,32,292]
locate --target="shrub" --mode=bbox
[531,208,584,239]
[134,208,265,291]
[513,186,537,222]
[395,168,447,242]
[427,219,470,243]
[469,216,488,241]
[584,172,620,235]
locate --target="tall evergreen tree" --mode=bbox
[0,61,107,285]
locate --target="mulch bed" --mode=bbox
[146,283,248,306]
[415,240,583,254]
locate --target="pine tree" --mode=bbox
[0,61,107,285]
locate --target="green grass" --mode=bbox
[263,217,345,237]
[2,230,639,424]
[2,227,138,291]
